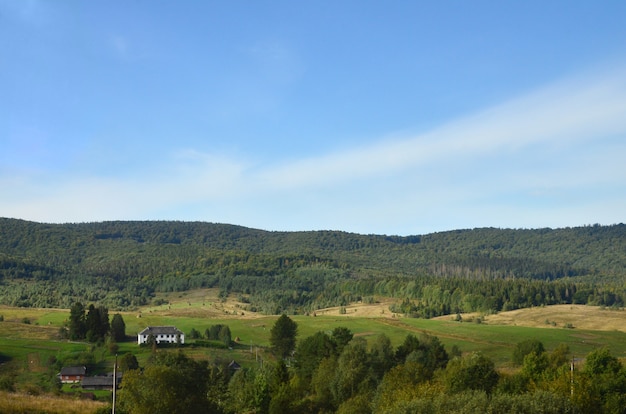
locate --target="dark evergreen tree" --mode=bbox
[119,353,139,371]
[206,324,225,340]
[85,304,99,342]
[395,334,421,364]
[110,313,126,342]
[82,304,110,343]
[68,302,86,340]
[98,305,110,339]
[417,333,449,374]
[270,314,298,358]
[331,327,354,355]
[218,325,232,347]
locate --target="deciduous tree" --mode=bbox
[443,352,499,394]
[513,338,545,365]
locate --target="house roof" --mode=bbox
[59,366,86,376]
[81,373,122,387]
[138,326,184,336]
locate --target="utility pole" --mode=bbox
[112,354,117,414]
[570,355,575,398]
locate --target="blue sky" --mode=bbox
[1,1,625,235]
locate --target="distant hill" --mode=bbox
[0,218,624,314]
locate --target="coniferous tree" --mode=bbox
[98,305,110,339]
[110,313,126,342]
[69,302,86,340]
[331,327,353,355]
[218,325,232,347]
[119,353,139,371]
[270,314,298,359]
[84,304,110,343]
[85,304,98,342]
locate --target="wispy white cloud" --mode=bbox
[258,67,626,192]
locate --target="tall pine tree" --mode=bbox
[69,302,86,340]
[110,313,126,342]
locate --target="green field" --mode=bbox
[3,305,626,369]
[3,303,626,414]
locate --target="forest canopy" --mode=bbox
[0,218,624,314]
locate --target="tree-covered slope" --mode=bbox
[0,218,624,312]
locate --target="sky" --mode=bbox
[1,1,626,236]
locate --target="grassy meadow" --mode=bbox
[3,292,626,368]
[2,295,626,413]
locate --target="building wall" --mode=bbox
[137,333,185,344]
[60,375,84,383]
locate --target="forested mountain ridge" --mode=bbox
[1,218,625,313]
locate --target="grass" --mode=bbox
[0,390,106,414]
[4,301,626,368]
[3,300,626,411]
[3,298,626,366]
[389,317,626,365]
[62,383,112,400]
[0,306,68,326]
[0,335,88,362]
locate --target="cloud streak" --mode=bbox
[259,67,626,191]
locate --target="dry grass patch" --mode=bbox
[0,391,106,414]
[312,299,396,318]
[0,321,60,340]
[482,304,626,332]
[139,288,265,320]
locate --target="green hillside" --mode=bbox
[1,218,625,314]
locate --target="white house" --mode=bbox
[137,326,185,345]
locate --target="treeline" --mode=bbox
[188,324,232,348]
[0,219,625,314]
[115,321,626,414]
[66,302,126,343]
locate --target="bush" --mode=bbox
[0,375,15,392]
[192,340,227,349]
[108,342,119,355]
[188,328,201,339]
[513,339,545,365]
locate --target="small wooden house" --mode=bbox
[58,366,86,383]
